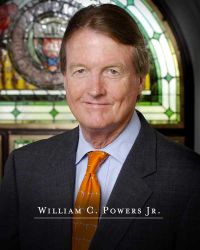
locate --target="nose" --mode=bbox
[87,73,106,97]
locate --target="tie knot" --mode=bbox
[87,151,109,174]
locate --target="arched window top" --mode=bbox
[0,0,182,127]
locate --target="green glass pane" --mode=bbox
[50,108,59,118]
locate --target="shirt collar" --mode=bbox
[76,111,141,165]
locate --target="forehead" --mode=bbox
[65,28,135,65]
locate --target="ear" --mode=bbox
[63,74,67,91]
[138,75,146,94]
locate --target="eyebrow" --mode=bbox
[68,64,86,70]
[68,63,126,71]
[103,64,125,71]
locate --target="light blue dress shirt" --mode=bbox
[74,111,141,212]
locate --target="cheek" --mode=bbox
[65,80,83,102]
[111,85,139,112]
[108,81,136,103]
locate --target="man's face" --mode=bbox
[64,28,144,133]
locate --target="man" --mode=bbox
[0,4,200,250]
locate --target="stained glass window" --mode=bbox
[0,0,182,127]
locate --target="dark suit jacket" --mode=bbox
[0,112,200,250]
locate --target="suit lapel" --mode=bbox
[90,112,157,249]
[47,127,79,249]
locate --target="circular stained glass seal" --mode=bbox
[7,0,80,89]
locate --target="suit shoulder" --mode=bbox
[12,127,79,157]
[156,131,200,168]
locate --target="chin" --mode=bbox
[81,120,111,131]
[84,123,107,130]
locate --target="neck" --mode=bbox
[80,115,133,149]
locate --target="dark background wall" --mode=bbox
[154,0,200,153]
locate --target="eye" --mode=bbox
[109,68,119,75]
[77,68,85,74]
[105,67,121,78]
[75,68,86,74]
[72,68,87,77]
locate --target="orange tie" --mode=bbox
[72,151,109,250]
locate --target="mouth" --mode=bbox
[83,102,111,108]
